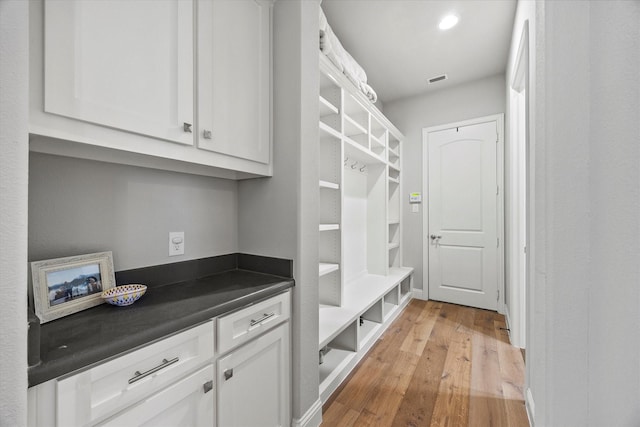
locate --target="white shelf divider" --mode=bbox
[319,224,340,231]
[319,263,340,277]
[319,180,339,190]
[319,95,339,116]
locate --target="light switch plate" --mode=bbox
[169,232,185,256]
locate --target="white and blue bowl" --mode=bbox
[102,284,147,307]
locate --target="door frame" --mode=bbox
[507,21,530,349]
[421,113,505,313]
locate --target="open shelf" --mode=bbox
[319,95,339,116]
[319,263,339,277]
[318,52,411,405]
[318,268,413,347]
[319,224,339,231]
[357,318,380,350]
[319,180,339,190]
[344,137,385,166]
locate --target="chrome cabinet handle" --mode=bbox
[203,380,213,394]
[183,122,193,133]
[128,357,179,384]
[203,129,212,139]
[224,369,233,381]
[249,312,275,327]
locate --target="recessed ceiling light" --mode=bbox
[439,14,459,30]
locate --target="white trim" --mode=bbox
[506,20,530,350]
[504,308,515,345]
[291,398,323,427]
[411,288,427,301]
[525,387,535,426]
[422,114,506,312]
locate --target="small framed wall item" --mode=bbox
[31,251,116,323]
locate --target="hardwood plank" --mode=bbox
[362,350,420,424]
[333,354,389,411]
[375,300,427,362]
[351,408,380,427]
[321,301,530,427]
[468,331,507,426]
[400,300,441,356]
[320,401,362,427]
[494,320,529,426]
[390,302,449,427]
[429,307,473,427]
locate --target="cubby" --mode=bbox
[317,53,413,403]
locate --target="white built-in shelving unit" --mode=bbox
[317,53,414,403]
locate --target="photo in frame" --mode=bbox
[31,251,116,323]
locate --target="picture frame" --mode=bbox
[31,251,116,323]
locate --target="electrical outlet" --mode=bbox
[169,232,185,256]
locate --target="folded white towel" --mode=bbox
[319,5,377,104]
[360,81,378,103]
[319,6,328,32]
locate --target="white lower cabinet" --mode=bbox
[28,292,292,427]
[98,365,214,427]
[55,321,215,426]
[217,324,290,427]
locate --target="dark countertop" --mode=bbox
[28,267,294,387]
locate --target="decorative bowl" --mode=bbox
[101,284,147,307]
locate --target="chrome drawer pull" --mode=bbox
[128,357,179,384]
[203,380,214,394]
[249,312,275,327]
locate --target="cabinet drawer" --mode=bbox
[98,364,214,427]
[217,291,290,354]
[57,321,214,426]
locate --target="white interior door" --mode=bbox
[427,120,499,310]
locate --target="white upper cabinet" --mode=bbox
[30,0,273,179]
[44,0,194,145]
[198,0,272,164]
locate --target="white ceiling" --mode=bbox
[321,0,517,104]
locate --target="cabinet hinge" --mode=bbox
[497,237,500,247]
[497,289,500,301]
[496,185,499,195]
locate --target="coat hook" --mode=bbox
[344,156,349,166]
[351,161,358,169]
[360,165,366,172]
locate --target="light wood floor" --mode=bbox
[321,300,529,427]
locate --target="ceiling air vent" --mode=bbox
[428,74,448,84]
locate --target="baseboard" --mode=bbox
[525,387,535,426]
[292,398,323,427]
[412,288,427,300]
[504,309,514,344]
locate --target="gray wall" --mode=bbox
[0,1,29,424]
[238,1,321,424]
[29,153,239,271]
[383,74,506,294]
[525,1,640,425]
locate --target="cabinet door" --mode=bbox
[98,365,214,427]
[44,0,194,145]
[198,0,271,164]
[217,323,290,427]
